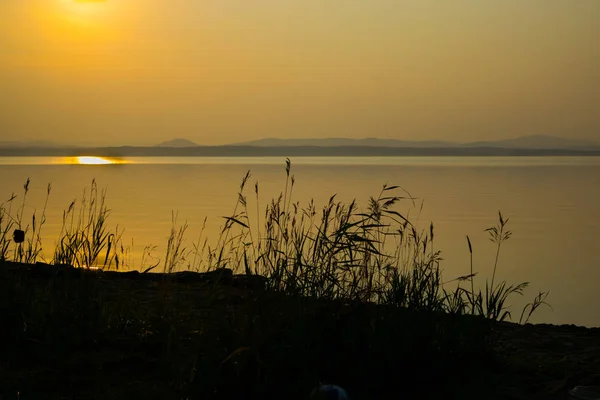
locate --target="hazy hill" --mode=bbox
[1,135,598,156]
[234,137,455,148]
[155,138,199,147]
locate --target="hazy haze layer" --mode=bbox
[1,1,598,145]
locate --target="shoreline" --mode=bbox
[6,260,596,329]
[2,145,600,158]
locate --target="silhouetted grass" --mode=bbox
[0,160,550,399]
[52,179,124,269]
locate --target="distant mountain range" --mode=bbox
[231,138,456,148]
[0,135,598,157]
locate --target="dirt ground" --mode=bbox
[491,322,600,399]
[2,262,600,400]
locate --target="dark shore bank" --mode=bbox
[2,145,600,158]
[1,261,599,400]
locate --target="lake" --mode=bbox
[1,156,599,327]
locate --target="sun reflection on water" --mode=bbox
[70,156,128,165]
[78,156,112,165]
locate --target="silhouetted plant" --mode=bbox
[52,179,122,269]
[183,161,548,323]
[445,212,550,322]
[0,192,17,261]
[163,212,188,273]
[520,290,552,324]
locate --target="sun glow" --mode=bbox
[57,0,112,22]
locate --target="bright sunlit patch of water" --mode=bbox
[56,156,131,165]
[77,156,113,165]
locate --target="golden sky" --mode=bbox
[1,0,598,146]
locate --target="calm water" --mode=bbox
[1,156,599,327]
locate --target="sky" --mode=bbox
[1,0,598,146]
